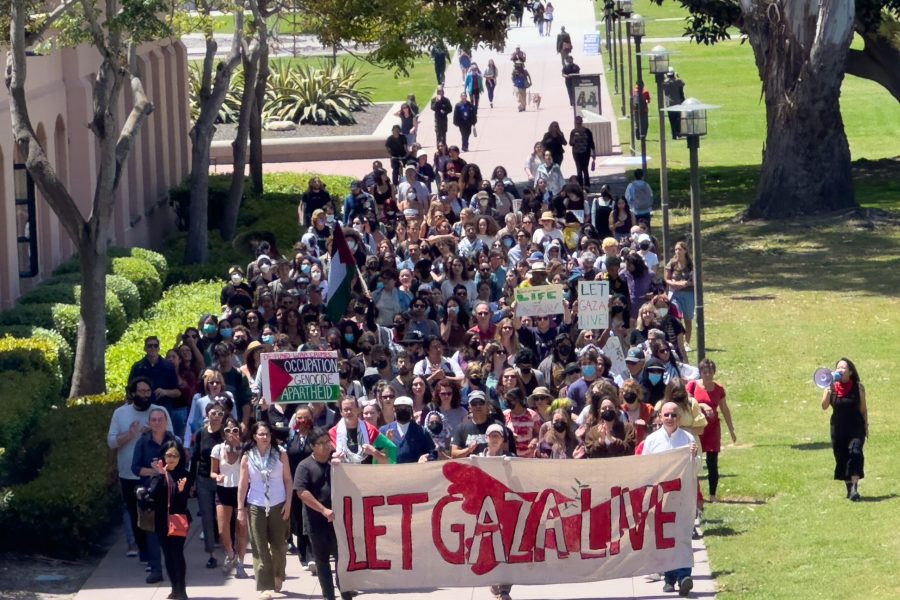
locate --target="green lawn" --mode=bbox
[594,0,733,40]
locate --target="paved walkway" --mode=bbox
[75,503,715,599]
[218,0,631,189]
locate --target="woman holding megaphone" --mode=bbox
[821,358,868,501]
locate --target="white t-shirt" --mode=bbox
[210,443,242,488]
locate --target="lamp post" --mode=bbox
[615,1,630,117]
[648,45,671,265]
[621,1,634,153]
[605,1,616,82]
[663,98,719,362]
[630,14,646,171]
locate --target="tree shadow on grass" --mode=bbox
[790,441,831,451]
[646,160,900,297]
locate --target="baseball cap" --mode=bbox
[394,396,414,407]
[527,251,545,263]
[625,347,646,363]
[468,390,487,403]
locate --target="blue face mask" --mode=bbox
[648,373,663,385]
[220,328,233,339]
[582,365,597,378]
[261,334,274,344]
[344,333,356,343]
[202,323,217,335]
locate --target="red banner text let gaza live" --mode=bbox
[333,448,696,590]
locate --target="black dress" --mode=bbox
[150,466,191,599]
[830,384,865,480]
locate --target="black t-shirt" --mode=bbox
[452,418,516,456]
[385,135,408,158]
[191,427,224,481]
[294,456,332,532]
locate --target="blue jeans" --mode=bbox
[169,407,188,446]
[665,566,692,585]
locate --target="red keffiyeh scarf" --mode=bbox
[834,379,854,398]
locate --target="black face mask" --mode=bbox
[624,392,638,404]
[373,359,389,370]
[395,408,413,423]
[132,395,151,411]
[558,345,572,356]
[601,409,616,422]
[339,370,351,380]
[519,366,532,374]
[233,338,249,352]
[428,421,444,435]
[552,421,567,433]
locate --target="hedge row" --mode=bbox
[163,172,353,285]
[105,280,223,392]
[0,338,63,484]
[0,401,119,556]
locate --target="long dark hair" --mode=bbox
[160,440,189,476]
[836,357,860,383]
[626,252,648,278]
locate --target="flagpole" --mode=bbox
[354,264,371,296]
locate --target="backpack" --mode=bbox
[570,128,590,154]
[513,71,528,89]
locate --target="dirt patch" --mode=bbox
[212,102,393,142]
[0,553,100,600]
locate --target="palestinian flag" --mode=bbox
[325,226,356,323]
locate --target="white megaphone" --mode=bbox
[813,367,842,389]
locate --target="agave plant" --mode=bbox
[187,60,244,124]
[262,60,373,125]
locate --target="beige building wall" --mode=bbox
[0,39,189,308]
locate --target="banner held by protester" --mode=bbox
[515,284,566,317]
[578,280,610,329]
[333,448,696,590]
[260,350,341,403]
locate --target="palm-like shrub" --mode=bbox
[187,61,244,124]
[263,61,373,125]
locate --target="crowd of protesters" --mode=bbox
[104,16,741,600]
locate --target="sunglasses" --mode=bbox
[469,400,486,407]
[662,413,678,418]
[224,427,240,434]
[146,343,159,349]
[164,452,179,459]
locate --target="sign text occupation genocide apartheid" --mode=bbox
[260,350,342,403]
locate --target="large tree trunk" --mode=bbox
[8,0,152,397]
[185,10,243,264]
[71,236,108,395]
[248,0,270,195]
[741,0,858,219]
[222,38,261,241]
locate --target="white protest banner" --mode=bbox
[260,351,341,403]
[603,335,630,381]
[514,284,565,317]
[583,32,601,56]
[333,449,696,591]
[578,280,609,329]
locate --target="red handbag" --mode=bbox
[166,474,189,537]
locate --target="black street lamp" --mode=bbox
[630,14,647,172]
[615,0,632,119]
[663,98,719,362]
[648,44,671,265]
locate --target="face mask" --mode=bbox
[260,334,274,345]
[519,366,532,374]
[601,409,616,422]
[233,338,249,352]
[648,373,663,385]
[353,224,365,233]
[639,242,651,251]
[395,408,413,423]
[558,345,572,356]
[260,264,271,275]
[202,323,217,335]
[552,420,567,433]
[448,306,458,315]
[301,264,311,274]
[373,359,388,370]
[344,333,355,343]
[230,274,242,285]
[132,395,151,411]
[348,241,358,252]
[582,365,597,378]
[503,238,513,248]
[655,308,668,318]
[428,421,444,435]
[311,271,322,282]
[624,392,638,404]
[326,215,336,225]
[220,328,233,339]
